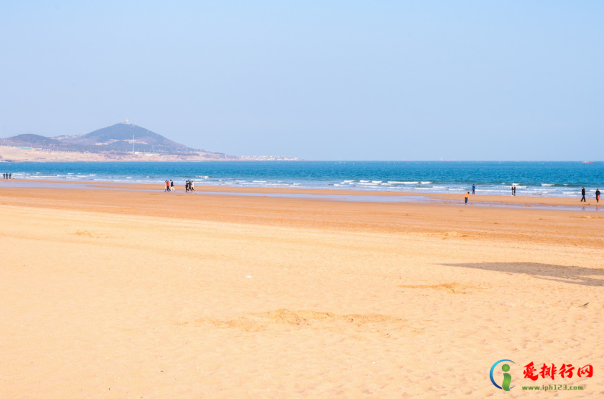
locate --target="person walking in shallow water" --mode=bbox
[472,184,475,195]
[581,186,586,202]
[464,192,469,205]
[596,189,600,203]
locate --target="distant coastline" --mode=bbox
[0,145,300,163]
[0,121,300,163]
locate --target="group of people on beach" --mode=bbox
[581,186,600,203]
[163,180,195,192]
[2,173,11,179]
[466,184,601,204]
[185,180,195,192]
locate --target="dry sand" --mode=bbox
[0,183,602,398]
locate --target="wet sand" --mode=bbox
[6,178,604,208]
[0,183,602,397]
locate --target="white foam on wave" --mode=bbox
[253,180,267,183]
[542,184,554,186]
[421,181,431,184]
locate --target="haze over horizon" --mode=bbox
[1,1,602,161]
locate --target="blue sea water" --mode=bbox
[2,161,604,197]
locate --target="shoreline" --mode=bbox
[1,178,601,209]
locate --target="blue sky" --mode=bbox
[0,1,602,160]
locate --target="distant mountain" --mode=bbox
[2,134,64,148]
[1,122,203,154]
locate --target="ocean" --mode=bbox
[2,161,603,197]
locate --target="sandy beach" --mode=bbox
[1,182,602,398]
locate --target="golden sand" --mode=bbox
[0,183,602,397]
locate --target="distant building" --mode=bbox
[239,155,300,161]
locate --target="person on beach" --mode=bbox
[472,184,475,195]
[596,188,600,203]
[190,180,194,192]
[8,173,11,179]
[465,192,469,204]
[185,180,189,192]
[170,180,175,192]
[581,186,586,202]
[165,180,170,192]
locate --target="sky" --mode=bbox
[0,1,602,161]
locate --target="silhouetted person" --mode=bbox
[581,186,586,202]
[596,189,600,203]
[472,184,475,195]
[8,173,11,179]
